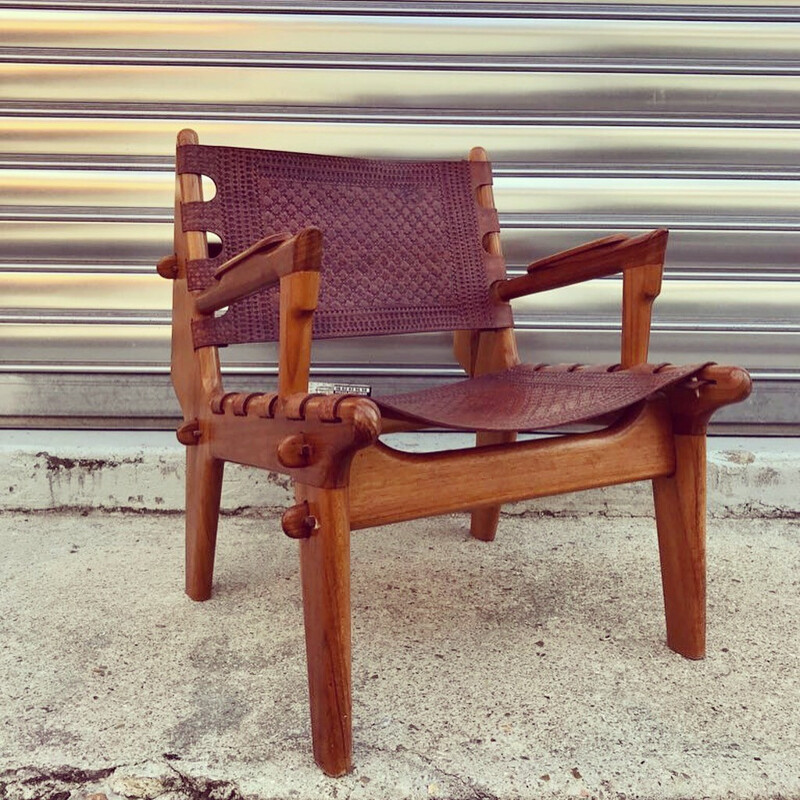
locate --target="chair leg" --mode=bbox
[652,433,706,660]
[299,485,353,776]
[469,430,516,541]
[470,504,502,542]
[185,445,224,601]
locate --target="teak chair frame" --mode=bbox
[158,129,751,776]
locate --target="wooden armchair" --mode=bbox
[158,129,751,776]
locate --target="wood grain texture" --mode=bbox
[195,227,322,315]
[524,233,628,270]
[195,233,292,314]
[469,328,519,541]
[278,269,321,397]
[664,365,752,435]
[621,251,665,368]
[452,329,480,376]
[466,147,519,541]
[208,393,380,489]
[349,400,675,530]
[171,129,225,603]
[652,433,706,659]
[495,229,667,301]
[170,130,223,423]
[649,363,752,659]
[282,500,316,539]
[184,444,224,601]
[299,485,353,776]
[156,253,178,279]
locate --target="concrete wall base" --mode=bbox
[2,430,798,518]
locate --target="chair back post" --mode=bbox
[170,128,223,423]
[459,147,520,542]
[453,147,519,378]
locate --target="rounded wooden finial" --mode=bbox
[469,146,489,162]
[177,128,199,146]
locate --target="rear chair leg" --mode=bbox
[185,445,224,601]
[470,505,502,542]
[299,485,353,776]
[652,433,706,659]
[470,430,516,541]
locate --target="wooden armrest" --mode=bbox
[525,233,630,272]
[493,229,667,302]
[195,227,322,314]
[212,232,291,279]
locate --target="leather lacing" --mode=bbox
[208,362,715,433]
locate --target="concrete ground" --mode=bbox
[1,509,798,800]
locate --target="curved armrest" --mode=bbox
[195,226,322,314]
[493,229,667,302]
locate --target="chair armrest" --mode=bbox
[492,229,667,302]
[195,227,322,314]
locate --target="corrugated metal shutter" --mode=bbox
[1,1,798,432]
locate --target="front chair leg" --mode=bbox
[652,365,751,660]
[298,485,353,776]
[652,433,706,659]
[185,444,225,601]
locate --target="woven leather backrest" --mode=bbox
[177,144,513,347]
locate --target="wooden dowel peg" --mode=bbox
[176,419,201,445]
[282,502,317,539]
[277,434,314,468]
[157,254,178,279]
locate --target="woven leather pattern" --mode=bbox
[177,144,512,347]
[375,363,709,432]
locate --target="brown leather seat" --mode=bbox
[376,362,708,432]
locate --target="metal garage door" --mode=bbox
[1,1,798,432]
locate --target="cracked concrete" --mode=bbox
[1,509,798,799]
[0,764,250,800]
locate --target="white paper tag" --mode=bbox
[307,381,372,396]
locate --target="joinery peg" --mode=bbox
[176,419,201,445]
[282,502,317,539]
[157,254,179,279]
[277,434,314,468]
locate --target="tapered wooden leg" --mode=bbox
[185,445,224,601]
[470,505,502,542]
[299,485,353,776]
[652,433,706,659]
[469,430,517,541]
